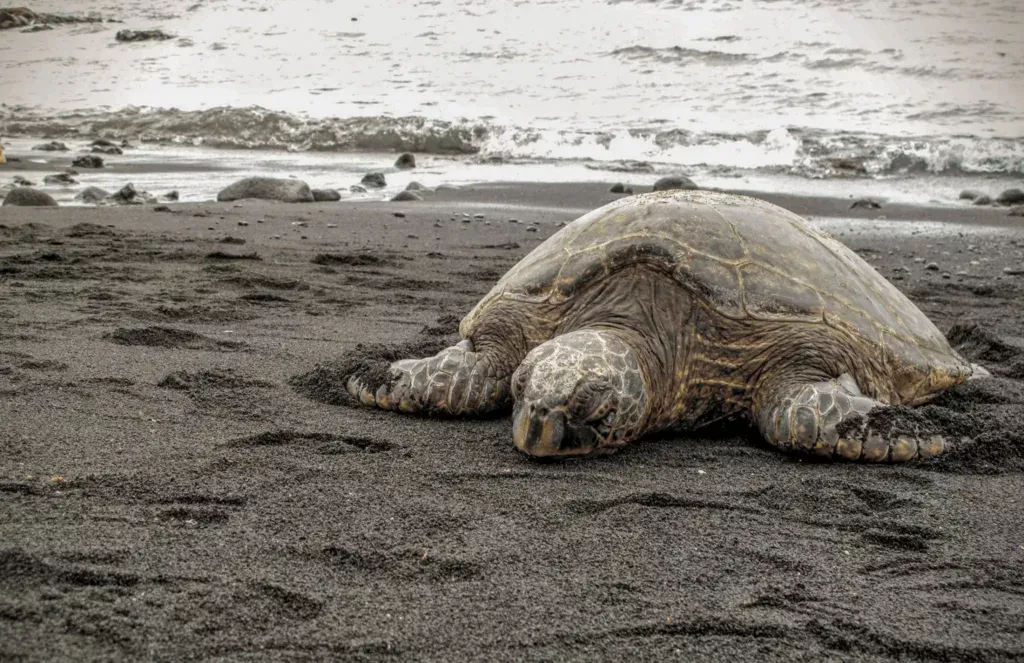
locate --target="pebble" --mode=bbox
[925,263,939,271]
[237,220,249,226]
[394,212,406,218]
[462,218,471,223]
[913,258,925,263]
[326,223,337,228]
[526,226,538,233]
[292,221,308,227]
[1004,267,1024,275]
[474,214,485,220]
[509,218,519,223]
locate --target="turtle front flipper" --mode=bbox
[346,340,513,416]
[753,373,950,462]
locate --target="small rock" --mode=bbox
[21,24,52,32]
[609,183,627,193]
[162,190,179,201]
[925,262,940,271]
[1,187,58,207]
[13,175,36,186]
[91,139,118,148]
[361,172,386,188]
[958,189,982,201]
[393,212,406,218]
[350,184,367,193]
[75,186,110,203]
[43,173,77,185]
[996,188,1024,206]
[108,182,157,205]
[391,190,422,202]
[973,195,992,206]
[91,144,123,155]
[115,29,175,42]
[508,218,519,223]
[312,188,342,202]
[292,221,308,227]
[1003,267,1024,276]
[72,155,104,169]
[850,198,882,210]
[326,223,337,228]
[461,217,471,224]
[473,214,485,220]
[526,226,538,233]
[31,141,68,152]
[652,176,698,192]
[394,153,416,169]
[237,220,249,226]
[153,205,173,212]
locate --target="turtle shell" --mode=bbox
[462,190,970,401]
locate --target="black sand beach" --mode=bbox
[2,181,1024,661]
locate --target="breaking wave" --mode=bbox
[1,106,1021,177]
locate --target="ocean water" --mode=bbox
[1,0,1022,204]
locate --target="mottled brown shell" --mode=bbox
[462,190,970,400]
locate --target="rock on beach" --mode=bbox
[217,177,314,203]
[1,187,58,207]
[652,176,698,192]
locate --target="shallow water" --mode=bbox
[1,0,1022,203]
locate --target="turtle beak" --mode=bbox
[512,402,597,457]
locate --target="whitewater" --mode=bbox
[1,0,1022,204]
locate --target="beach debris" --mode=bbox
[609,183,634,194]
[312,188,342,202]
[972,195,992,206]
[43,173,77,185]
[75,186,110,203]
[31,141,68,152]
[217,176,314,203]
[1,187,58,207]
[394,153,416,169]
[361,172,387,189]
[652,175,698,192]
[91,144,123,155]
[72,155,104,169]
[391,190,422,202]
[850,197,882,210]
[115,29,175,43]
[996,188,1024,206]
[13,175,36,186]
[958,189,983,201]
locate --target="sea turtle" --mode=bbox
[344,190,973,461]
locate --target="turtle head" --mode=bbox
[511,330,649,457]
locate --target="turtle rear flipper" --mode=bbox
[754,373,950,462]
[346,340,513,416]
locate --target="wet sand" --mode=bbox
[1,182,1023,661]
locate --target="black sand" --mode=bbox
[1,182,1023,661]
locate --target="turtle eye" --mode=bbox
[511,368,529,400]
[571,383,615,423]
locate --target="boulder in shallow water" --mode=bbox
[973,195,993,206]
[72,155,104,169]
[91,144,123,155]
[405,181,426,191]
[349,185,367,194]
[394,153,416,170]
[361,172,386,189]
[43,173,77,185]
[2,187,58,207]
[162,190,179,201]
[115,29,175,42]
[959,189,983,201]
[391,190,423,202]
[108,183,156,205]
[652,175,698,192]
[32,141,68,152]
[996,188,1024,206]
[850,197,882,210]
[75,186,110,203]
[312,188,342,202]
[217,177,314,203]
[13,175,35,186]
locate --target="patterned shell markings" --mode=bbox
[462,191,970,399]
